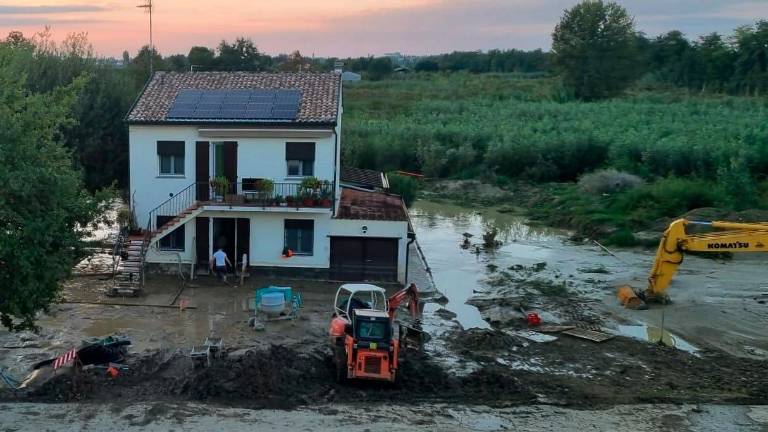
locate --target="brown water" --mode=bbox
[410,201,566,329]
[410,200,707,353]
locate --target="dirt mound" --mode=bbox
[180,346,331,408]
[450,329,522,353]
[19,344,535,408]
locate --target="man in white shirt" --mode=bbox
[211,248,232,282]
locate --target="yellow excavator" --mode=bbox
[618,218,768,309]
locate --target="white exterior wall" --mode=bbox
[144,212,408,282]
[129,125,200,229]
[236,136,334,183]
[128,125,337,229]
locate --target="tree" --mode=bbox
[732,21,768,96]
[0,45,108,331]
[282,50,307,72]
[552,0,639,100]
[188,46,215,70]
[165,54,189,71]
[216,37,263,71]
[695,33,735,92]
[366,57,392,80]
[414,59,439,72]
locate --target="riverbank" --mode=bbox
[421,179,768,246]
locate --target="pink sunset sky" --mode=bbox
[0,0,764,58]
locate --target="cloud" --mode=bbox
[0,4,110,15]
[0,17,117,26]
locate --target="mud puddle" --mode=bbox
[612,324,698,354]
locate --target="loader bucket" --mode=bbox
[399,323,429,350]
[617,285,647,310]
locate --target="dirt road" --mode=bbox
[2,402,767,431]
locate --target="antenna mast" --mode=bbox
[137,0,154,76]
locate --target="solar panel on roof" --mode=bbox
[166,89,301,121]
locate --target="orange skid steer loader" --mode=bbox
[328,283,422,383]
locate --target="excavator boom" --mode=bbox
[618,218,768,309]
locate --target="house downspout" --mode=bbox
[405,233,416,286]
[332,128,338,216]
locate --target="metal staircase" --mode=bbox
[109,183,200,297]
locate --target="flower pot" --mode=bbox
[302,198,315,207]
[320,198,332,207]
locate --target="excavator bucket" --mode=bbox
[617,285,647,310]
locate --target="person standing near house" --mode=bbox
[210,248,232,282]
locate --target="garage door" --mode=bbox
[330,237,398,282]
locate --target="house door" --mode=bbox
[212,218,236,269]
[330,237,399,282]
[212,217,250,272]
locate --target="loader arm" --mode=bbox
[387,283,420,321]
[643,218,768,302]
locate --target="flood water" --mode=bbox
[410,200,566,330]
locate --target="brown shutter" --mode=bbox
[285,142,315,160]
[195,141,209,201]
[157,141,185,156]
[223,141,238,186]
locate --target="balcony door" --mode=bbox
[209,141,238,197]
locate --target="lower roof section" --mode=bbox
[335,187,408,222]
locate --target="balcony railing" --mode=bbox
[145,180,335,234]
[201,180,335,209]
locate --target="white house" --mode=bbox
[126,72,412,284]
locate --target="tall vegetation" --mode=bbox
[0,43,110,331]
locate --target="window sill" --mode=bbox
[289,252,313,256]
[284,176,309,181]
[157,175,186,179]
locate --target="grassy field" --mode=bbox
[342,73,768,243]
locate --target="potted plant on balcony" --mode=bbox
[209,176,230,202]
[274,194,285,207]
[258,179,274,204]
[299,176,321,207]
[286,195,296,207]
[318,181,333,207]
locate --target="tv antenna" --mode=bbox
[137,0,154,76]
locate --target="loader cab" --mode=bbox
[333,284,388,320]
[352,309,392,347]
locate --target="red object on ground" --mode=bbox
[526,313,542,326]
[106,366,119,378]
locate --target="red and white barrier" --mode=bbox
[53,348,77,369]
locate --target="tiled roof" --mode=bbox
[340,167,388,190]
[127,72,341,124]
[336,187,408,222]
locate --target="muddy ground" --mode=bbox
[1,198,767,424]
[1,272,766,411]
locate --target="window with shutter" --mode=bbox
[157,141,185,176]
[285,142,315,177]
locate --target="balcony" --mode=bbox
[200,179,334,210]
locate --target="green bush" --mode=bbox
[387,173,420,207]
